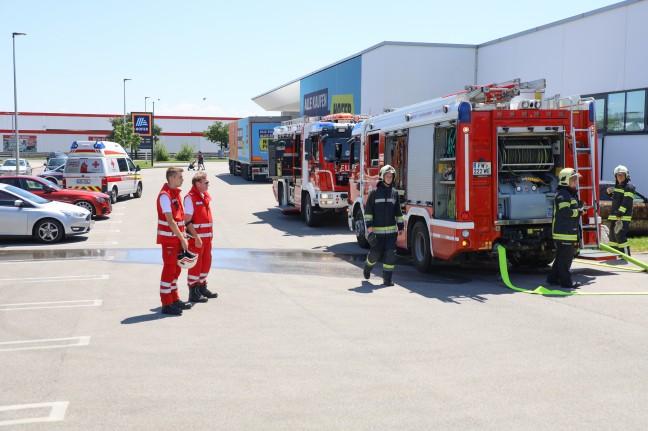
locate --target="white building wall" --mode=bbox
[361,44,476,115]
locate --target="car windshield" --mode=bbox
[39,177,62,191]
[47,158,66,167]
[3,184,49,204]
[2,160,23,167]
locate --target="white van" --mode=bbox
[63,141,142,203]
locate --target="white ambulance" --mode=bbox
[63,141,142,203]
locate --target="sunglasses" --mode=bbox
[203,181,210,185]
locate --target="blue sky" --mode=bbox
[1,0,624,118]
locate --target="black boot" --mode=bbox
[383,272,394,286]
[199,283,218,299]
[363,264,371,280]
[189,285,208,303]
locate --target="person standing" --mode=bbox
[197,151,205,171]
[183,172,218,302]
[363,165,404,286]
[606,165,635,256]
[156,167,193,316]
[546,168,584,289]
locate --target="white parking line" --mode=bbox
[0,257,113,264]
[0,336,90,352]
[0,401,69,426]
[91,229,121,232]
[56,241,119,246]
[0,275,108,284]
[0,300,102,311]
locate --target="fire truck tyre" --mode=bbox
[110,187,118,204]
[354,210,370,249]
[34,218,64,244]
[411,221,432,272]
[278,184,285,206]
[303,198,321,227]
[133,182,143,198]
[75,200,95,217]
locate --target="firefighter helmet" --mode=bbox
[177,249,198,269]
[379,165,396,181]
[613,165,629,176]
[558,168,582,186]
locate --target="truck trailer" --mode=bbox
[228,116,290,181]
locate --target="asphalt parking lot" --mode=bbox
[2,161,648,430]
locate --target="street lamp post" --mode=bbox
[145,96,150,112]
[151,99,159,167]
[12,32,26,175]
[123,78,131,150]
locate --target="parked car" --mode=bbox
[599,180,648,235]
[46,156,67,171]
[37,165,65,185]
[0,175,111,217]
[46,151,67,163]
[0,159,32,176]
[0,183,93,243]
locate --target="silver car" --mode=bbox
[0,159,32,176]
[0,183,93,243]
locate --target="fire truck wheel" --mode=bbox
[354,210,370,249]
[110,187,118,204]
[411,221,432,272]
[133,182,143,198]
[303,197,321,227]
[278,183,285,206]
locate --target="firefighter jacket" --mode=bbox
[156,183,185,245]
[364,181,404,235]
[607,178,635,222]
[551,185,581,243]
[185,186,213,239]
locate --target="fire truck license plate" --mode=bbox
[77,179,91,184]
[473,162,491,176]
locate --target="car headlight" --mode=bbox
[95,197,107,203]
[62,210,88,218]
[320,193,333,199]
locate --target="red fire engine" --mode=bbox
[347,78,601,270]
[269,114,361,226]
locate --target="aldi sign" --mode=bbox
[131,112,152,136]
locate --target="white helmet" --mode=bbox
[613,165,629,176]
[558,168,581,186]
[379,164,396,181]
[177,249,198,269]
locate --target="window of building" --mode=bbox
[585,88,647,134]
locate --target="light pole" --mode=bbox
[12,32,26,175]
[123,78,131,149]
[151,99,160,167]
[145,96,150,112]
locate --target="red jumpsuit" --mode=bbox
[185,186,213,289]
[156,183,185,306]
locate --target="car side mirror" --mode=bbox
[305,153,312,161]
[135,166,141,172]
[14,199,25,207]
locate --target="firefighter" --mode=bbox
[546,168,584,289]
[606,165,635,256]
[183,172,218,302]
[363,165,404,286]
[156,167,193,316]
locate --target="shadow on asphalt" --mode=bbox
[120,308,176,324]
[214,172,271,186]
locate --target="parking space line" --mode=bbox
[91,229,121,232]
[56,241,119,246]
[0,336,90,352]
[0,401,69,426]
[0,300,102,311]
[0,274,108,284]
[0,257,112,264]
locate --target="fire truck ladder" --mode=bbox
[561,96,600,251]
[459,78,546,106]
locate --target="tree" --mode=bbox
[203,121,229,151]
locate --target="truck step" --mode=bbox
[278,205,300,215]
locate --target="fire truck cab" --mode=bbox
[348,79,600,270]
[269,114,358,227]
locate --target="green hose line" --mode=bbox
[496,245,648,296]
[599,243,648,270]
[573,258,646,272]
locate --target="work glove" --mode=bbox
[614,220,623,235]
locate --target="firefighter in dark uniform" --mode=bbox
[546,168,584,289]
[606,165,635,256]
[363,165,404,286]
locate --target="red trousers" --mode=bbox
[160,243,182,306]
[188,238,212,287]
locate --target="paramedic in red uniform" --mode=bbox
[156,167,193,316]
[183,172,218,302]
